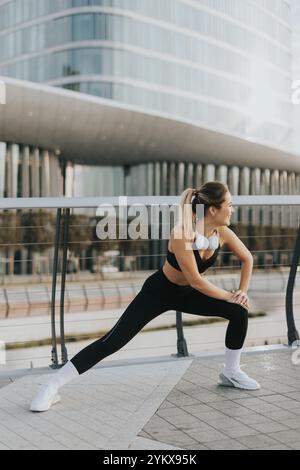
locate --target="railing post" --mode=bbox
[3,288,9,318]
[60,208,70,365]
[25,287,31,316]
[99,283,105,308]
[82,284,89,310]
[116,283,121,308]
[285,224,300,345]
[174,310,189,357]
[50,208,61,368]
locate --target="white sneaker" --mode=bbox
[30,383,61,412]
[218,366,260,391]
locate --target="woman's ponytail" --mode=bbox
[178,181,228,241]
[179,187,195,240]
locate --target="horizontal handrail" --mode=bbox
[1,195,300,209]
[0,195,299,368]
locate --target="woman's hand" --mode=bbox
[226,289,250,311]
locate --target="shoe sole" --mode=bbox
[218,373,260,391]
[30,394,61,412]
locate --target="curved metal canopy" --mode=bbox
[0,76,299,172]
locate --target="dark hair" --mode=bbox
[179,181,229,239]
[192,181,229,216]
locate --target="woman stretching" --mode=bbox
[30,181,260,412]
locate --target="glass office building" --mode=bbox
[0,0,293,150]
[291,0,300,154]
[0,0,299,222]
[0,0,299,276]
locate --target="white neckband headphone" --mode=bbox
[193,229,219,250]
[192,190,219,250]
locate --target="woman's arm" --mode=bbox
[219,225,253,294]
[238,259,253,293]
[218,226,253,309]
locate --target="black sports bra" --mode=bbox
[166,244,221,273]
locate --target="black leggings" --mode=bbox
[71,267,248,374]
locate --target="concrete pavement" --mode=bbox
[0,347,300,449]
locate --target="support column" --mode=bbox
[147,163,154,196]
[21,146,30,275]
[177,162,185,194]
[195,164,202,189]
[31,148,40,197]
[288,172,296,228]
[216,165,228,185]
[139,164,147,196]
[0,142,7,276]
[49,153,61,197]
[228,166,239,224]
[129,165,138,196]
[41,150,50,197]
[6,144,19,275]
[280,171,288,227]
[240,167,250,224]
[154,162,160,196]
[271,170,280,227]
[250,168,261,225]
[124,164,131,196]
[9,144,19,198]
[186,162,194,188]
[161,162,168,196]
[261,169,271,226]
[0,142,6,198]
[65,162,74,197]
[203,164,215,182]
[22,146,30,198]
[169,162,176,195]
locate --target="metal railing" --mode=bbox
[0,195,299,368]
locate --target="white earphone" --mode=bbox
[194,230,219,250]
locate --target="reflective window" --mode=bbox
[0,0,291,31]
[0,46,290,125]
[0,0,291,152]
[0,12,290,95]
[72,13,95,40]
[0,0,291,59]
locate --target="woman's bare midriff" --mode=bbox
[162,261,191,286]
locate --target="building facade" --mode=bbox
[0,0,293,148]
[0,0,299,230]
[291,0,300,155]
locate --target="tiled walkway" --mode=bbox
[141,348,300,450]
[0,347,300,449]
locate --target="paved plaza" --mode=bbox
[0,347,299,450]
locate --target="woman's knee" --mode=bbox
[226,304,248,348]
[240,304,248,316]
[230,303,249,326]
